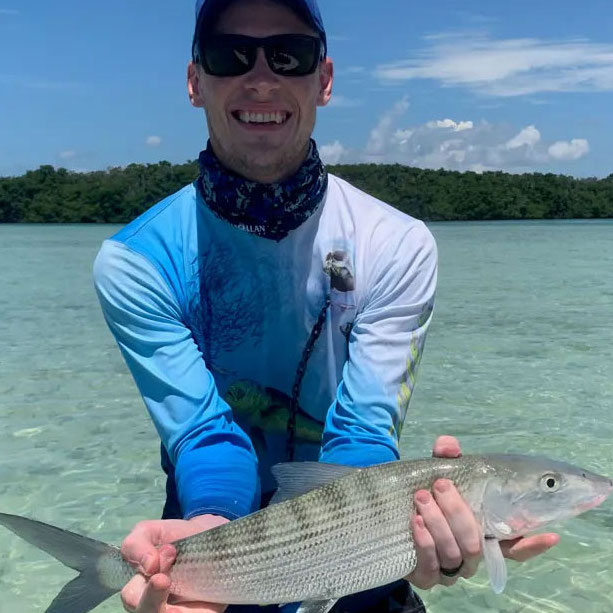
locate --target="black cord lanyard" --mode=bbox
[285,294,331,461]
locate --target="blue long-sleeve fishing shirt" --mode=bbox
[93,173,437,521]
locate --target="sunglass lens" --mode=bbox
[203,37,255,76]
[200,35,321,77]
[267,36,320,76]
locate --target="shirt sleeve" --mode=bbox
[93,240,260,520]
[319,221,437,467]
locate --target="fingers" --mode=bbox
[122,573,227,613]
[120,535,177,612]
[122,516,225,574]
[136,574,171,613]
[167,601,227,613]
[159,545,178,574]
[122,521,166,575]
[500,533,560,563]
[414,488,463,585]
[122,574,148,612]
[119,517,229,613]
[432,436,461,459]
[431,479,482,579]
[409,477,482,590]
[407,515,440,589]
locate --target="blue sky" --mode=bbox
[1,0,612,178]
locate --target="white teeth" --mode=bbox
[237,111,288,124]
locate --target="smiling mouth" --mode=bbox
[233,110,290,125]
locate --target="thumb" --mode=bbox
[432,435,462,458]
[122,522,165,576]
[136,574,171,613]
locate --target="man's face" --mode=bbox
[188,0,333,183]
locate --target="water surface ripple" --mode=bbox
[0,221,611,612]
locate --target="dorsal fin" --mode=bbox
[270,462,358,504]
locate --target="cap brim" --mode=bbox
[192,0,326,59]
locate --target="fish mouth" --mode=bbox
[575,492,611,514]
[573,477,613,514]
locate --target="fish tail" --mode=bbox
[0,512,124,613]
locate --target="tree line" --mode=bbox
[1,161,611,223]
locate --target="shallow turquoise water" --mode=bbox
[0,221,612,612]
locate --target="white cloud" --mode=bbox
[327,94,362,108]
[0,9,19,15]
[393,129,414,145]
[426,119,474,132]
[320,140,348,165]
[333,98,589,172]
[365,96,410,159]
[62,167,92,174]
[59,150,76,160]
[375,34,613,97]
[146,135,162,147]
[548,139,590,160]
[469,163,498,174]
[505,125,540,149]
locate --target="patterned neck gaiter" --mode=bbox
[197,139,328,241]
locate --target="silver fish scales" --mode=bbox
[169,457,485,604]
[0,454,611,613]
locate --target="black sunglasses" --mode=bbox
[196,34,324,77]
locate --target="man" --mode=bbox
[94,1,559,612]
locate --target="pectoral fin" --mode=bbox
[482,535,507,594]
[295,598,338,613]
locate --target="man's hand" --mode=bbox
[407,435,560,590]
[120,514,229,613]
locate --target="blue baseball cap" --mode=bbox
[192,0,327,60]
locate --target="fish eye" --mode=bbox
[540,473,560,492]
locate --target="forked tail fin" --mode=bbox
[0,512,126,613]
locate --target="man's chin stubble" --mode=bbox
[224,149,307,183]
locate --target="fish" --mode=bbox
[225,380,324,444]
[0,454,611,613]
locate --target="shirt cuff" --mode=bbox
[175,443,261,520]
[319,440,398,467]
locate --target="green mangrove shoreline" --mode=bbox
[1,162,612,223]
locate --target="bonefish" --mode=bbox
[1,454,611,613]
